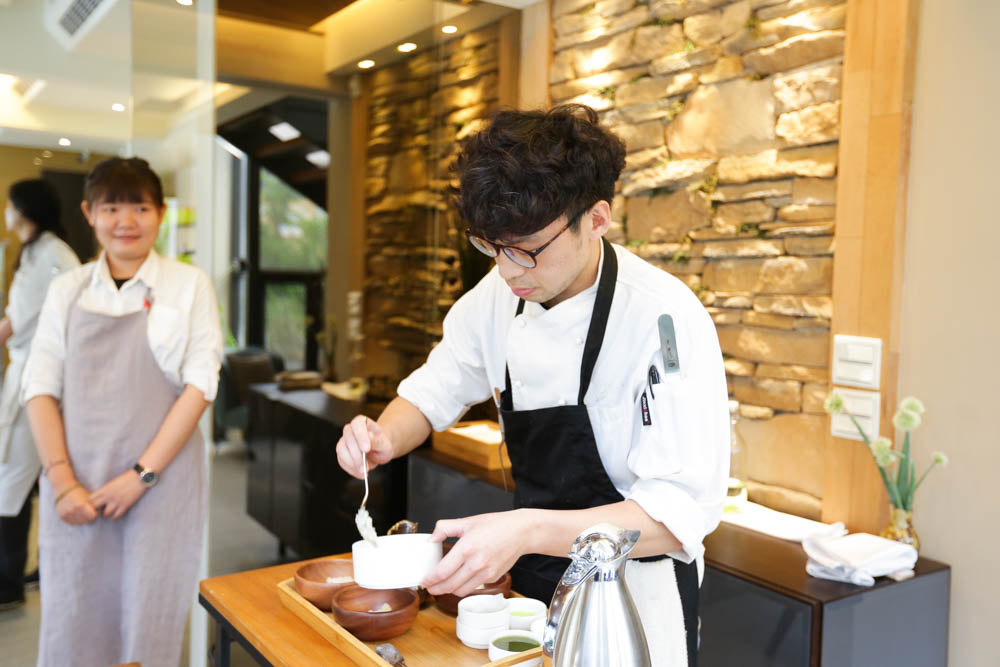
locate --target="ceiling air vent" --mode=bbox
[44,0,121,51]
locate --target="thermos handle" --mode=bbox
[543,560,597,660]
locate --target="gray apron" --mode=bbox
[37,278,205,667]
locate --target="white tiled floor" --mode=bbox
[0,442,284,667]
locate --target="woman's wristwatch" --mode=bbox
[133,463,159,488]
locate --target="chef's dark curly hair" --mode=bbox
[453,104,626,240]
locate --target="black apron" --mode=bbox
[501,238,700,665]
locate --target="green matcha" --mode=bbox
[492,636,540,652]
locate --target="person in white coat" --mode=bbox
[0,179,80,610]
[335,105,730,666]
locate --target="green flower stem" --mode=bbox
[849,414,903,508]
[848,414,871,445]
[913,460,940,494]
[897,431,911,509]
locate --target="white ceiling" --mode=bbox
[0,0,538,153]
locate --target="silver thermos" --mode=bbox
[542,523,652,667]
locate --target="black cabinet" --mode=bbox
[246,384,407,558]
[701,523,950,667]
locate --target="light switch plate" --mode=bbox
[830,387,880,442]
[832,334,882,390]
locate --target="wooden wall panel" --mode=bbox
[823,0,920,533]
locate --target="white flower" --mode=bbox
[893,408,922,432]
[899,396,925,415]
[870,436,896,468]
[824,391,845,416]
[933,451,949,466]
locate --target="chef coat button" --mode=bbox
[517,318,527,328]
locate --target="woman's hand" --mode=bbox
[55,483,98,526]
[90,470,146,520]
[336,415,395,479]
[421,510,533,597]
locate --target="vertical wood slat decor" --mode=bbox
[822,0,920,532]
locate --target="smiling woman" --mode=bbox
[22,156,223,667]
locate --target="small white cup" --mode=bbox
[507,597,547,630]
[529,615,546,638]
[456,618,508,649]
[457,593,510,629]
[487,629,543,666]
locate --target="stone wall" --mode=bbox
[552,0,846,519]
[363,25,501,402]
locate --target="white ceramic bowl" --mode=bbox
[351,534,442,589]
[457,593,510,629]
[487,629,543,666]
[456,618,508,649]
[507,597,547,630]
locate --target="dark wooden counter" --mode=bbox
[246,384,407,558]
[700,522,949,667]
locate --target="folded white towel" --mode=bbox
[802,532,917,586]
[720,501,847,542]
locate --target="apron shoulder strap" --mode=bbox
[577,238,617,405]
[503,299,527,402]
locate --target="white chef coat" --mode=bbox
[397,241,730,566]
[22,250,223,406]
[0,232,80,514]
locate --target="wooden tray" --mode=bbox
[431,420,511,470]
[277,579,541,666]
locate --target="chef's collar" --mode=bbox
[92,249,160,292]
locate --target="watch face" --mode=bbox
[140,470,158,486]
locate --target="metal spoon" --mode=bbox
[354,421,378,547]
[375,643,407,666]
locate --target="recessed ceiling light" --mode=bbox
[58,137,71,147]
[441,25,458,34]
[42,150,53,158]
[112,103,125,112]
[33,157,42,166]
[176,0,193,5]
[358,60,375,69]
[397,42,417,53]
[268,122,301,142]
[305,150,330,168]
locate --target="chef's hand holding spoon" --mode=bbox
[336,415,394,479]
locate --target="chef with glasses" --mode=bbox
[336,105,729,667]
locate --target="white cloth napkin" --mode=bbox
[720,501,847,542]
[802,532,917,586]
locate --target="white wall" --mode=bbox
[900,2,1000,665]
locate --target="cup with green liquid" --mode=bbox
[487,629,542,666]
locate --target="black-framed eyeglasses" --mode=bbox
[465,204,591,269]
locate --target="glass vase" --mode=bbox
[880,506,920,552]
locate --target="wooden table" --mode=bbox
[200,557,358,666]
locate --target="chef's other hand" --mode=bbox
[336,415,393,480]
[422,510,530,597]
[55,483,98,525]
[90,470,146,520]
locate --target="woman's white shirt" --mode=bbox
[5,232,80,361]
[397,243,730,565]
[22,250,223,404]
